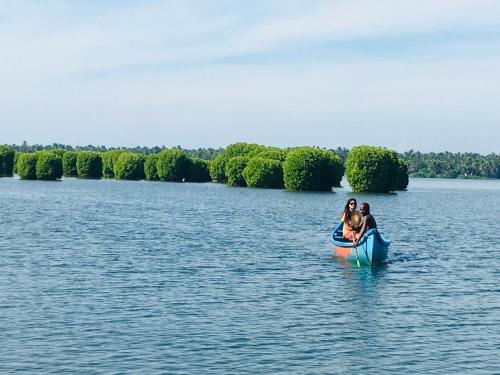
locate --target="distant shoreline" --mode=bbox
[6,142,498,180]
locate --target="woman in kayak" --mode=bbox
[341,198,361,241]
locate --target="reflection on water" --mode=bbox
[0,177,499,374]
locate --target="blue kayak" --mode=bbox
[331,222,390,266]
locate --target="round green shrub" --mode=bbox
[114,153,145,180]
[187,158,210,182]
[102,150,124,178]
[224,142,266,159]
[35,151,62,180]
[243,157,284,188]
[209,142,266,182]
[157,149,190,182]
[392,156,409,191]
[254,148,288,162]
[144,154,159,181]
[209,154,226,182]
[13,152,20,174]
[76,152,102,179]
[17,153,38,180]
[225,156,249,187]
[345,146,409,192]
[49,149,67,158]
[62,151,78,177]
[0,145,15,177]
[283,147,343,191]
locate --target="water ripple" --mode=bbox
[0,177,499,373]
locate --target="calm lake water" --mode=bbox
[1,177,499,374]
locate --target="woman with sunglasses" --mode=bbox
[341,198,362,241]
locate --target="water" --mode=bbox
[1,177,499,374]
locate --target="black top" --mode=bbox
[365,214,377,230]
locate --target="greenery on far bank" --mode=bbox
[1,143,361,191]
[400,150,499,179]
[11,141,222,160]
[6,142,498,180]
[208,143,346,191]
[2,141,498,193]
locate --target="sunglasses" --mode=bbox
[349,202,356,205]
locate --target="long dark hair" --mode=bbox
[342,198,357,221]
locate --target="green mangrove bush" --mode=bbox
[392,156,409,191]
[13,152,20,174]
[243,157,284,189]
[254,148,288,162]
[209,142,266,182]
[17,153,38,180]
[283,147,343,191]
[76,152,102,179]
[102,150,124,178]
[62,151,78,177]
[345,145,409,192]
[225,156,249,187]
[157,149,190,181]
[49,149,67,158]
[0,145,15,177]
[36,151,63,180]
[209,155,226,182]
[144,154,159,181]
[114,153,145,180]
[187,158,210,182]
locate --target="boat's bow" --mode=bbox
[331,223,390,266]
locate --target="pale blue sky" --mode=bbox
[1,0,499,153]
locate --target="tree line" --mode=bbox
[400,150,499,179]
[0,143,409,192]
[7,142,498,179]
[11,141,222,160]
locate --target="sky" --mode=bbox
[1,0,499,153]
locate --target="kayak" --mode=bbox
[331,222,390,266]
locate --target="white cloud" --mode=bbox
[2,0,500,76]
